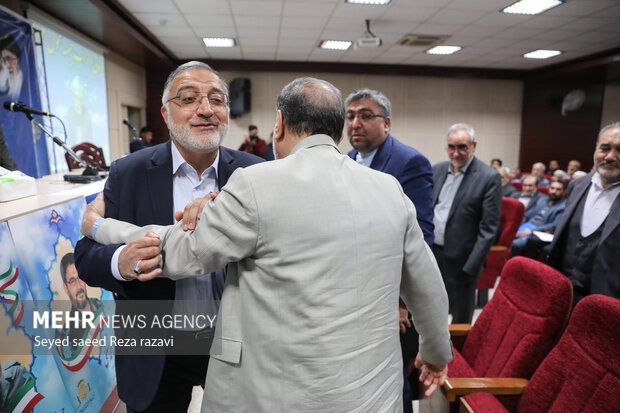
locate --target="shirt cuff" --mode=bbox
[111,245,129,281]
[91,217,104,242]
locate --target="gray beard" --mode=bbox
[168,116,227,154]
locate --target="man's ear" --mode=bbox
[274,110,284,141]
[383,116,391,135]
[161,105,170,130]
[62,283,69,295]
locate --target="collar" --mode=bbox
[591,171,620,191]
[171,141,220,180]
[356,147,378,162]
[290,134,341,155]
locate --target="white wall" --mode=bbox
[220,70,523,167]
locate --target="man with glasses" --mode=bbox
[432,123,502,324]
[74,61,262,412]
[345,89,434,411]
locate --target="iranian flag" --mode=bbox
[5,377,44,413]
[58,305,107,372]
[0,262,24,326]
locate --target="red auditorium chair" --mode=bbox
[418,257,573,413]
[476,197,525,306]
[536,186,549,196]
[65,142,107,170]
[461,295,620,413]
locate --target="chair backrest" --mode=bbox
[496,197,525,248]
[516,295,620,413]
[461,257,572,379]
[65,142,106,171]
[510,181,522,192]
[536,186,549,195]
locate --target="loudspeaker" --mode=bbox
[229,78,251,118]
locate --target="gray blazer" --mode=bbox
[97,135,453,413]
[548,172,620,298]
[432,156,502,280]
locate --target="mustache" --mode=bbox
[599,160,619,167]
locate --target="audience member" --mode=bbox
[74,61,263,412]
[82,76,453,412]
[548,122,620,305]
[344,88,435,410]
[511,174,545,212]
[499,167,517,197]
[490,158,502,169]
[130,126,154,153]
[567,159,581,178]
[238,124,267,158]
[548,159,560,174]
[553,169,568,180]
[572,170,587,179]
[508,167,521,183]
[510,178,567,257]
[521,161,550,186]
[432,123,502,324]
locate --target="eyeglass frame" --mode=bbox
[345,110,385,122]
[446,143,473,153]
[165,89,229,110]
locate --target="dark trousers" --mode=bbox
[433,245,477,324]
[127,354,209,413]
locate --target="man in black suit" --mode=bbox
[511,174,545,213]
[74,61,262,412]
[548,122,620,305]
[432,123,502,324]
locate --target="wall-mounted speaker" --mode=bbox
[229,77,251,118]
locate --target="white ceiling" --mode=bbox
[117,0,620,70]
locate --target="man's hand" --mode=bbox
[118,231,162,281]
[173,192,219,231]
[414,353,448,397]
[399,301,412,333]
[517,229,532,238]
[81,192,105,238]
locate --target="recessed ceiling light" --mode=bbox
[345,0,391,5]
[202,37,236,47]
[426,45,462,55]
[319,40,352,51]
[501,0,563,15]
[523,49,562,59]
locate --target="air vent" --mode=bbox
[397,34,448,47]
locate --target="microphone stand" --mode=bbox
[28,114,104,183]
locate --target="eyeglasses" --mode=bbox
[166,90,228,110]
[1,56,18,65]
[447,144,471,153]
[345,111,384,122]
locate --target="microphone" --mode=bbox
[123,119,141,141]
[3,101,53,117]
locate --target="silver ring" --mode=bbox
[133,260,142,274]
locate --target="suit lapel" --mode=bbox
[217,147,238,188]
[146,141,174,225]
[433,163,449,204]
[601,186,620,242]
[447,158,478,222]
[369,134,392,171]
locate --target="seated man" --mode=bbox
[508,167,521,183]
[521,161,550,186]
[511,178,567,256]
[511,174,545,212]
[499,167,517,197]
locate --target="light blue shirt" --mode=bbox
[355,148,378,168]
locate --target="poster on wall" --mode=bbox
[0,197,117,412]
[0,5,49,178]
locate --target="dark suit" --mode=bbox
[74,141,262,411]
[348,134,434,246]
[432,156,502,323]
[502,183,517,197]
[511,190,545,214]
[548,172,620,300]
[0,126,17,170]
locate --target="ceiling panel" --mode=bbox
[116,0,620,70]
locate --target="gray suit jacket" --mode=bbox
[97,135,453,412]
[432,156,502,280]
[548,172,620,298]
